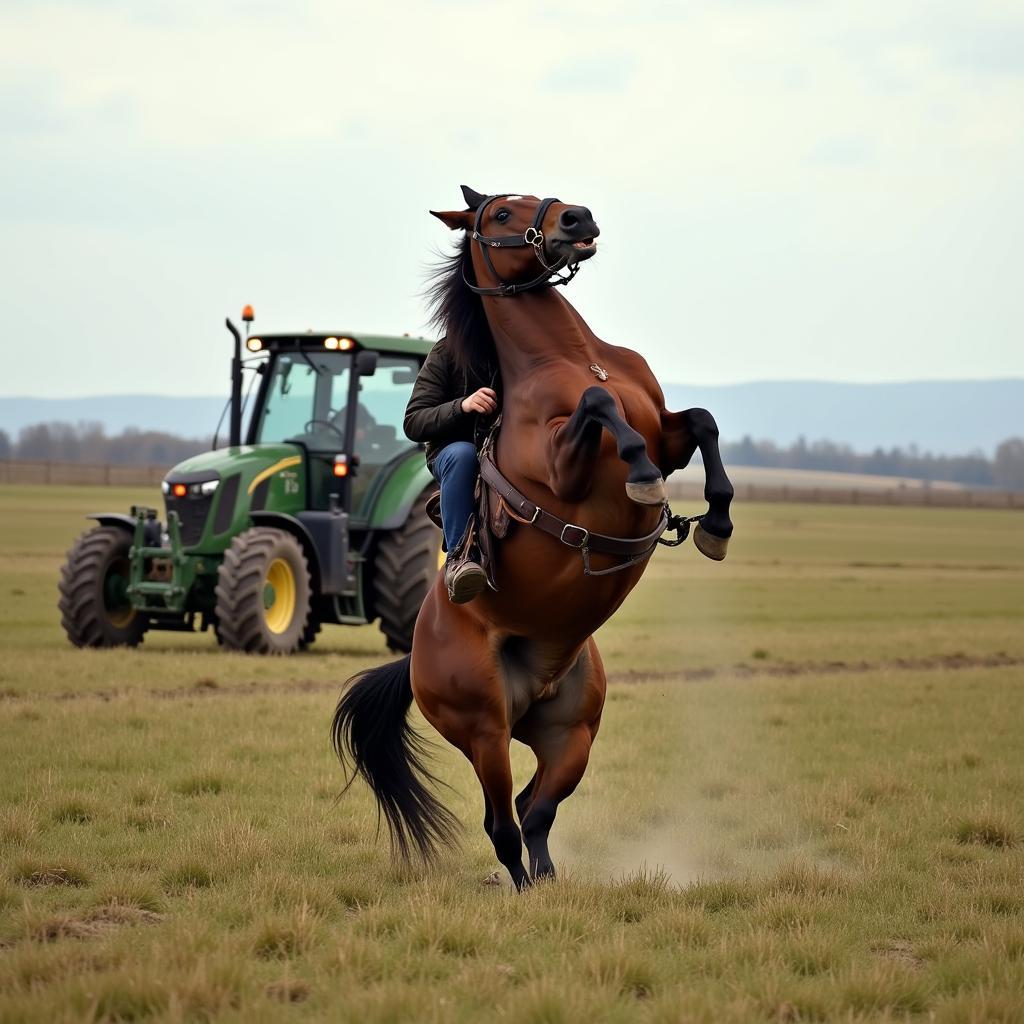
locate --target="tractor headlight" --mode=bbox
[161,480,170,495]
[198,479,219,496]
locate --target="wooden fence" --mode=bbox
[0,460,168,487]
[2,459,1022,510]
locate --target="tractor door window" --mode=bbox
[349,357,421,515]
[256,353,352,448]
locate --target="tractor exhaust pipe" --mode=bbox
[225,318,243,448]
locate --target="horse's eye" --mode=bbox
[495,209,511,223]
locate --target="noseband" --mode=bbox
[464,194,583,297]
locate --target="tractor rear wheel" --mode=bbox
[372,490,443,653]
[299,614,322,651]
[59,526,149,647]
[215,528,311,654]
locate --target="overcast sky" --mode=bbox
[2,0,1021,398]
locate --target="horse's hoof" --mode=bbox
[694,523,729,561]
[626,478,667,506]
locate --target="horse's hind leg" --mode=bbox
[470,733,531,890]
[520,726,593,880]
[660,407,734,559]
[515,770,539,823]
[550,386,666,506]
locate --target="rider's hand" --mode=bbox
[461,387,499,416]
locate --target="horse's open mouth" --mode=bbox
[553,236,598,264]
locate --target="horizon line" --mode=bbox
[3,376,1023,402]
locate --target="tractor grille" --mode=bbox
[164,495,213,546]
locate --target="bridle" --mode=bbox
[463,194,583,297]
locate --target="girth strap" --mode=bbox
[478,452,668,570]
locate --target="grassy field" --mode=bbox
[1,484,1022,1023]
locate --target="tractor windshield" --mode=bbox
[254,350,423,516]
[255,352,353,449]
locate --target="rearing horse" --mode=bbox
[332,187,734,889]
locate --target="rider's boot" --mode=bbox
[445,559,487,604]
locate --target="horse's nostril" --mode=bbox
[560,211,579,229]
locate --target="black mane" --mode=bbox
[424,232,497,377]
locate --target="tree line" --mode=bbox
[0,422,207,467]
[1,420,1023,490]
[719,435,1024,490]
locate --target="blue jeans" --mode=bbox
[431,441,478,555]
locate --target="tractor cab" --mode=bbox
[248,338,422,518]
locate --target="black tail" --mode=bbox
[331,656,460,861]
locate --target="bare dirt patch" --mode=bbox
[33,904,164,942]
[15,865,89,888]
[872,939,925,970]
[3,653,1020,706]
[612,652,1023,685]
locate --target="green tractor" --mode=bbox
[59,309,441,654]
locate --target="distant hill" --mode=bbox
[659,380,1022,455]
[1,379,1021,455]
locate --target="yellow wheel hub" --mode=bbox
[263,558,296,634]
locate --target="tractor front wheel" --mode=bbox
[59,526,149,648]
[215,528,311,654]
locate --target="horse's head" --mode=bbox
[431,186,600,297]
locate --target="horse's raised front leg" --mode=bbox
[548,386,666,506]
[660,407,734,559]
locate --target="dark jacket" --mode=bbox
[403,338,499,465]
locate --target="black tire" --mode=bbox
[59,526,149,648]
[214,528,311,654]
[372,490,443,653]
[299,614,322,651]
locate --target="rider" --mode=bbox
[404,337,499,604]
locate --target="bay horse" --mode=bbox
[332,187,734,889]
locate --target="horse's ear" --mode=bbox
[430,209,474,231]
[460,186,487,210]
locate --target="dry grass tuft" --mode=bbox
[266,978,311,1003]
[160,862,213,893]
[174,772,225,796]
[954,818,1018,848]
[124,808,171,832]
[252,904,320,960]
[0,804,39,846]
[51,798,96,825]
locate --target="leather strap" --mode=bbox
[478,452,667,559]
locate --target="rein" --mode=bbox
[463,194,582,298]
